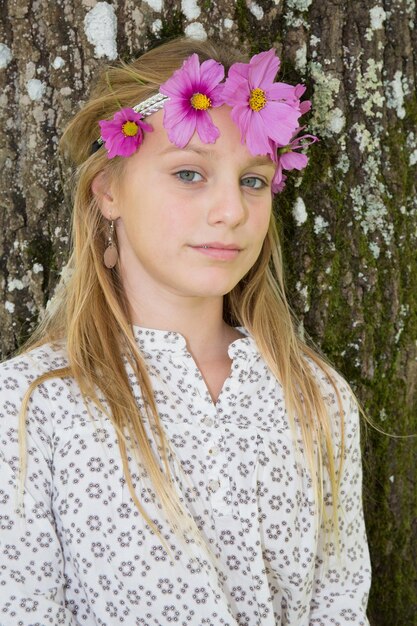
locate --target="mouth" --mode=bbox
[191,242,242,251]
[190,245,241,260]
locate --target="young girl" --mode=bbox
[0,37,371,625]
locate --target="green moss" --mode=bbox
[16,312,39,351]
[234,0,280,54]
[26,235,56,307]
[159,10,185,40]
[275,83,417,623]
[146,10,185,47]
[235,0,251,42]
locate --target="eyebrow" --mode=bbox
[159,144,275,168]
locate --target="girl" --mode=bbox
[0,37,371,625]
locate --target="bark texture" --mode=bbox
[1,1,416,623]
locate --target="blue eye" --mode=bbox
[175,170,203,183]
[241,176,266,189]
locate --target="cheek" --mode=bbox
[118,200,194,257]
[252,204,272,238]
[156,203,199,240]
[248,210,271,261]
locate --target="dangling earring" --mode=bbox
[103,217,118,269]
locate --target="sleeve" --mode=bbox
[309,378,372,625]
[0,365,78,625]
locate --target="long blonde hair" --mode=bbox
[17,36,362,548]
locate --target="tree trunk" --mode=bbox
[1,1,416,623]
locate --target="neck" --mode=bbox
[126,284,240,362]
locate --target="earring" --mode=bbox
[103,218,118,269]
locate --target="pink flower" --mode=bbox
[98,108,153,158]
[270,127,319,193]
[272,173,288,194]
[221,49,306,155]
[159,53,225,148]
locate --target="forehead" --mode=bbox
[138,105,275,167]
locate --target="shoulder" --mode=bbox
[303,354,355,412]
[0,341,70,406]
[0,340,69,379]
[0,343,71,468]
[302,354,360,444]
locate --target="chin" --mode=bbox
[189,268,244,282]
[181,282,238,298]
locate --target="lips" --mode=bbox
[193,242,242,250]
[189,241,243,262]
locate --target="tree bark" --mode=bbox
[1,1,416,623]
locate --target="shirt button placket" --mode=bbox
[200,406,230,515]
[206,439,230,514]
[207,445,219,457]
[208,479,220,493]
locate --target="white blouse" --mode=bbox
[0,326,371,626]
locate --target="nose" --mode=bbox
[206,179,247,227]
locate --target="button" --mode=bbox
[202,417,214,428]
[208,446,219,456]
[208,479,220,493]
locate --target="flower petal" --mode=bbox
[105,133,127,158]
[227,61,250,82]
[199,59,224,91]
[272,172,287,194]
[299,99,311,115]
[294,84,307,98]
[230,104,253,144]
[261,101,301,144]
[183,53,201,88]
[221,62,250,103]
[112,110,129,124]
[245,111,272,155]
[271,161,284,186]
[122,136,141,157]
[209,83,225,106]
[281,151,308,170]
[248,49,280,88]
[222,79,250,106]
[290,132,318,149]
[159,79,187,98]
[195,110,220,144]
[138,119,154,134]
[163,100,192,126]
[160,58,195,98]
[113,107,144,125]
[167,110,197,148]
[99,121,122,142]
[267,82,298,101]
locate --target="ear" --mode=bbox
[91,170,120,220]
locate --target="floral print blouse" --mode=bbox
[0,326,371,625]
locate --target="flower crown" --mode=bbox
[94,49,318,193]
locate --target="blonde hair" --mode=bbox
[17,36,365,551]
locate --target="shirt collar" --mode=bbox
[132,325,259,359]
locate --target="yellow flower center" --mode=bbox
[191,93,211,110]
[249,88,267,111]
[122,121,139,137]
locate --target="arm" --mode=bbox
[0,363,78,625]
[309,383,372,625]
